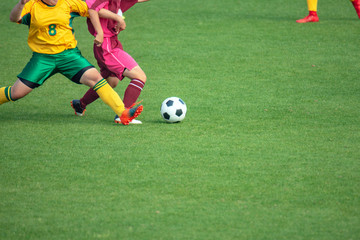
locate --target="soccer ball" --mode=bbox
[160,97,187,123]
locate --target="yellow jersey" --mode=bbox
[20,0,89,54]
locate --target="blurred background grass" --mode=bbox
[0,0,359,239]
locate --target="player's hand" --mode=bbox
[94,32,104,47]
[114,16,126,34]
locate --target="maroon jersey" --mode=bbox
[86,0,137,37]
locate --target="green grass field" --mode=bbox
[1,0,359,239]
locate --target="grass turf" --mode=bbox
[0,0,359,239]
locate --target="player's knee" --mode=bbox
[11,80,33,100]
[135,69,147,83]
[10,92,25,100]
[82,78,100,88]
[11,88,24,100]
[126,66,147,83]
[80,68,103,88]
[139,72,147,83]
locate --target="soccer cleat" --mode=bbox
[71,99,86,116]
[114,115,142,124]
[352,0,360,18]
[296,14,319,23]
[119,102,143,125]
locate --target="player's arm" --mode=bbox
[98,8,126,33]
[89,9,104,47]
[10,0,29,22]
[137,0,149,2]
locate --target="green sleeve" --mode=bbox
[20,13,31,26]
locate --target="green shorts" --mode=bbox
[18,47,95,89]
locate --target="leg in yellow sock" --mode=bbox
[79,68,125,116]
[93,79,125,116]
[307,0,318,12]
[93,80,143,125]
[0,87,13,105]
[80,68,143,125]
[1,79,34,105]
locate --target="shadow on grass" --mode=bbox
[0,110,113,126]
[236,11,358,23]
[0,110,175,127]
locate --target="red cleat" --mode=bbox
[352,0,360,18]
[296,14,319,23]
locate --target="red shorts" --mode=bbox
[93,36,138,80]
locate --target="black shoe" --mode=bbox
[71,100,86,116]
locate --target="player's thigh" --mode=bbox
[17,53,56,89]
[103,47,138,79]
[57,48,99,85]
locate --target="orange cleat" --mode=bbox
[352,0,360,18]
[114,115,142,124]
[119,102,143,125]
[296,14,319,23]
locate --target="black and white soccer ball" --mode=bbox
[160,97,187,123]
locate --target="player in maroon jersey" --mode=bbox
[71,0,149,124]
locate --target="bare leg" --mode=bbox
[11,79,33,100]
[79,68,103,87]
[123,66,147,83]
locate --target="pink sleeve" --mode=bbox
[120,0,138,13]
[88,0,108,12]
[86,0,96,8]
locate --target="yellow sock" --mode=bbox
[93,79,125,116]
[307,0,318,11]
[0,87,13,105]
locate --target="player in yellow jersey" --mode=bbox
[0,0,142,125]
[297,0,360,23]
